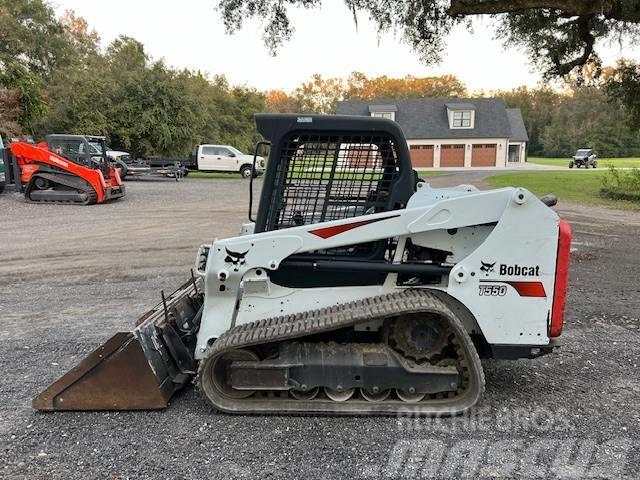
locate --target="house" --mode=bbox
[335,98,528,168]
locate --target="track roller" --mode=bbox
[360,388,391,402]
[291,387,320,400]
[324,387,355,402]
[396,389,426,403]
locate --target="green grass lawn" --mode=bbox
[416,170,446,176]
[529,156,640,168]
[486,170,640,209]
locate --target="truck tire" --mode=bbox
[240,165,252,178]
[116,160,128,179]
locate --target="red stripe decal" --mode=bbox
[505,281,547,298]
[309,215,400,239]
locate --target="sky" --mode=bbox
[51,0,640,93]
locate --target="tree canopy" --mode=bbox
[265,72,467,114]
[0,1,266,156]
[217,0,640,77]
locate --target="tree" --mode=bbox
[271,72,467,115]
[0,0,69,77]
[265,89,302,112]
[108,59,198,157]
[0,63,48,130]
[0,0,75,130]
[495,85,562,155]
[606,60,640,129]
[37,10,107,136]
[58,10,100,63]
[178,72,266,155]
[293,74,345,113]
[37,55,113,136]
[223,85,267,152]
[106,36,148,76]
[345,71,467,100]
[0,88,22,137]
[540,85,640,157]
[216,0,640,77]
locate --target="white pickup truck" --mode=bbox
[190,144,265,178]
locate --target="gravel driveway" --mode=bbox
[1,174,638,479]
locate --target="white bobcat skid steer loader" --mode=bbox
[33,114,572,415]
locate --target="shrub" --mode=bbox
[600,166,640,202]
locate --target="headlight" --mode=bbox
[260,159,265,167]
[0,173,5,181]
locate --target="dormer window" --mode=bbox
[368,104,397,121]
[446,102,476,129]
[453,111,472,127]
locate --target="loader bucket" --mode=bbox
[33,278,203,411]
[33,333,174,410]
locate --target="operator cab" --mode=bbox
[252,114,417,288]
[46,135,110,175]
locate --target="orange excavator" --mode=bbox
[7,134,125,204]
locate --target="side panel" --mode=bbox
[194,187,561,357]
[217,147,238,171]
[444,192,560,345]
[197,146,217,170]
[234,192,560,346]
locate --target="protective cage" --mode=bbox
[254,115,416,287]
[264,133,403,231]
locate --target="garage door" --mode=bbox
[409,145,434,168]
[346,145,381,169]
[440,144,465,167]
[471,144,497,167]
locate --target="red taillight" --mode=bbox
[550,220,572,337]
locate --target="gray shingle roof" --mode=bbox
[445,102,476,110]
[336,98,524,141]
[369,104,398,112]
[506,108,529,142]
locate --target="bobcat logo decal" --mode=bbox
[225,248,249,271]
[480,261,496,274]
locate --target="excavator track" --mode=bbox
[197,289,485,416]
[26,172,98,205]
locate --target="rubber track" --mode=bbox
[197,289,485,416]
[26,172,98,205]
